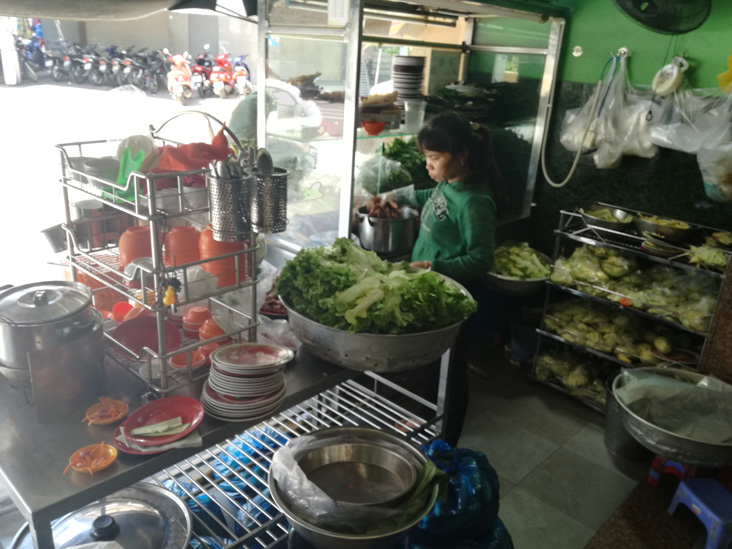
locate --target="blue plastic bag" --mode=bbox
[213,427,289,495]
[411,440,512,548]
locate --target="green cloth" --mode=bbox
[409,181,496,286]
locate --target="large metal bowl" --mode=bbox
[580,205,634,232]
[481,251,551,296]
[298,442,418,507]
[269,427,438,549]
[633,215,695,242]
[280,278,472,372]
[612,367,732,467]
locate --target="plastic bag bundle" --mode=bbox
[650,88,732,154]
[411,440,512,548]
[560,55,658,168]
[698,142,732,203]
[592,56,658,168]
[212,427,290,495]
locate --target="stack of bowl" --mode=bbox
[199,225,250,288]
[164,225,201,267]
[183,306,212,339]
[201,343,293,421]
[391,56,425,115]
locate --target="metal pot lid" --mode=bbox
[14,482,192,549]
[0,281,92,325]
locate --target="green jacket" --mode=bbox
[408,181,496,286]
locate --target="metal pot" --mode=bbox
[355,206,418,255]
[0,281,97,386]
[11,482,192,549]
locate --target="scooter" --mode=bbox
[191,50,214,97]
[210,53,235,98]
[14,37,38,82]
[167,52,193,104]
[144,50,168,94]
[232,54,253,96]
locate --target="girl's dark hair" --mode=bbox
[417,111,510,217]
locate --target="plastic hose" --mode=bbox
[541,79,604,188]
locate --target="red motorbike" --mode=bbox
[210,53,235,98]
[167,53,193,104]
[191,51,213,97]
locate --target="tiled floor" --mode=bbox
[459,354,650,548]
[0,353,700,549]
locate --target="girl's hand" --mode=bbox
[410,261,432,270]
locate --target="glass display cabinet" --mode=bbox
[257,0,567,260]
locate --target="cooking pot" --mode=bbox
[355,206,418,255]
[0,281,98,386]
[11,482,192,549]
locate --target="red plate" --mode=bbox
[113,425,168,455]
[211,343,294,369]
[204,381,285,406]
[113,316,182,361]
[122,396,204,447]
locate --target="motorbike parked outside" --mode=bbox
[20,34,45,74]
[46,40,73,82]
[14,37,38,82]
[167,52,193,104]
[191,48,214,97]
[69,43,96,84]
[144,50,169,93]
[210,53,235,98]
[232,54,252,96]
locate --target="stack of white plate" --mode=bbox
[392,55,425,111]
[201,343,294,421]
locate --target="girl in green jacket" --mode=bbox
[393,111,509,445]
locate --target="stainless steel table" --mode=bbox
[0,351,355,549]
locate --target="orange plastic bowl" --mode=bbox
[199,317,230,343]
[183,306,212,326]
[170,349,206,369]
[84,399,128,425]
[66,443,117,475]
[362,120,386,136]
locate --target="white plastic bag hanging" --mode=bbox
[697,143,732,203]
[559,54,658,167]
[592,55,659,169]
[649,88,732,154]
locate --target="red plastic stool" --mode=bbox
[648,455,696,486]
[668,478,732,549]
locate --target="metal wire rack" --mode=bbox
[146,374,440,548]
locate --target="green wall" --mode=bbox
[556,0,732,88]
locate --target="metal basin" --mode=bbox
[612,367,732,467]
[281,297,468,372]
[269,427,438,549]
[298,442,418,507]
[580,204,634,232]
[633,215,695,242]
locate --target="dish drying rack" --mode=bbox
[150,372,441,548]
[56,112,284,394]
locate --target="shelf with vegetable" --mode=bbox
[533,344,620,414]
[539,298,703,369]
[556,208,730,278]
[532,204,725,412]
[549,243,721,335]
